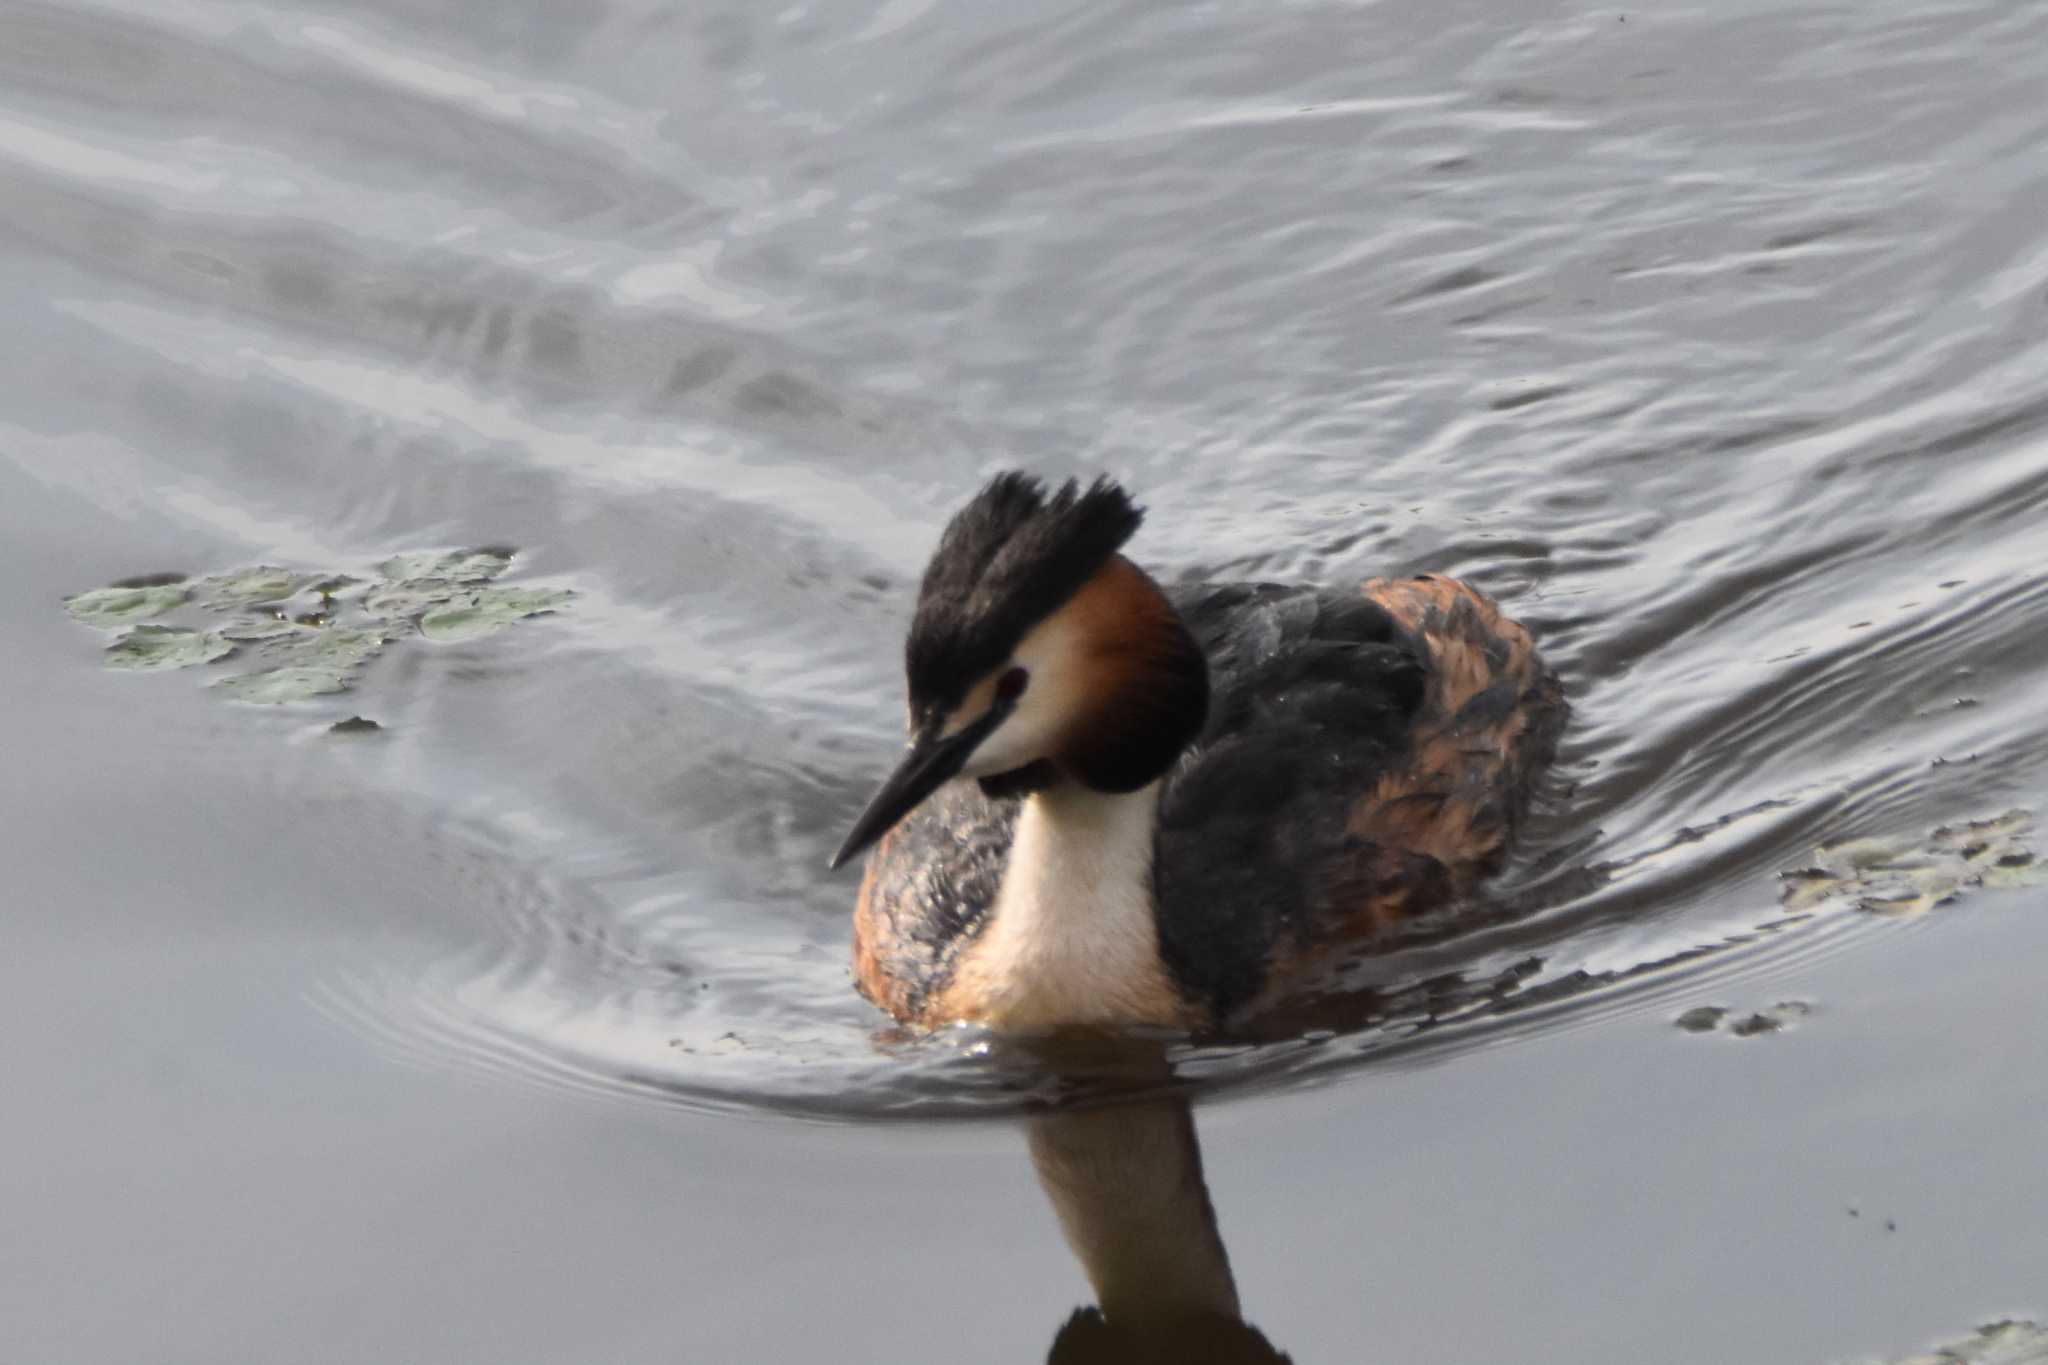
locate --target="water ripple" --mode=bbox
[12,0,2048,1121]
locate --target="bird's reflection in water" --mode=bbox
[1015,1039,1291,1365]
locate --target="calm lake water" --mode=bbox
[8,0,2048,1360]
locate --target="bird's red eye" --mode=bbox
[996,666,1029,703]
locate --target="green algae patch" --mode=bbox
[1674,1000,1810,1038]
[209,623,402,702]
[65,545,572,705]
[1883,1319,2048,1365]
[419,586,574,643]
[213,665,352,703]
[220,610,301,642]
[65,578,190,626]
[375,546,513,584]
[1674,1006,1727,1034]
[198,566,300,604]
[1781,810,2043,917]
[266,625,393,670]
[105,625,234,672]
[359,583,448,617]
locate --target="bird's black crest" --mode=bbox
[906,472,1142,715]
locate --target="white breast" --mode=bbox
[935,780,1189,1031]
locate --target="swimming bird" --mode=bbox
[830,473,1565,1033]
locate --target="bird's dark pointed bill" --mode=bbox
[829,709,1005,870]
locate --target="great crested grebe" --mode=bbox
[830,472,1566,1033]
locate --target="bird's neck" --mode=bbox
[936,780,1191,1031]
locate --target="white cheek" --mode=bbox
[963,691,1062,776]
[958,618,1082,778]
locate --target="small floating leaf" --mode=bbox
[241,624,394,671]
[419,586,574,643]
[200,566,300,604]
[376,547,513,584]
[1983,855,2047,891]
[220,611,301,642]
[359,581,453,619]
[1675,1000,1808,1037]
[1781,811,2037,916]
[213,665,353,703]
[294,626,395,668]
[1890,1318,2048,1365]
[104,625,234,671]
[1674,1006,1726,1033]
[70,546,568,709]
[65,581,189,626]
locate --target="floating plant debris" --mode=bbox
[1883,1319,2048,1365]
[418,585,574,643]
[1673,1006,1727,1033]
[1674,1001,1810,1037]
[1781,810,2043,917]
[104,625,233,672]
[220,610,300,642]
[375,546,514,584]
[358,583,447,617]
[199,565,300,603]
[213,665,352,703]
[63,546,573,704]
[329,716,383,735]
[1731,1001,1810,1036]
[64,576,190,626]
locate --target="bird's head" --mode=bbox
[831,473,1209,870]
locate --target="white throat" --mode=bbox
[943,780,1184,1031]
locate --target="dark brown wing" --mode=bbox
[1345,574,1565,889]
[1153,576,1565,1020]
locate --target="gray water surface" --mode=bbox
[7,0,2048,1360]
